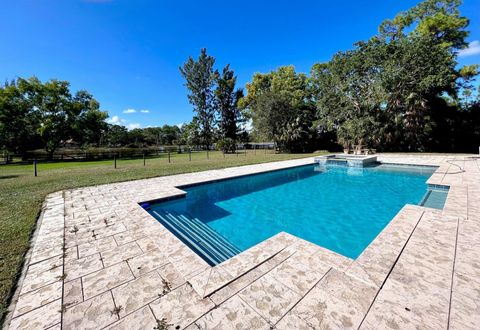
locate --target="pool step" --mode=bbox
[151,209,241,266]
[419,189,448,210]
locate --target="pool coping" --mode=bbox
[5,154,479,329]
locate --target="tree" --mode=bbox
[180,48,217,149]
[142,127,163,146]
[309,0,478,152]
[379,0,469,49]
[0,78,42,157]
[311,39,386,150]
[105,125,128,147]
[215,64,244,152]
[1,77,109,157]
[36,79,75,157]
[160,124,181,145]
[179,118,202,147]
[216,65,243,140]
[72,91,108,147]
[242,66,317,152]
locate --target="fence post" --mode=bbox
[143,152,146,166]
[254,145,256,155]
[114,154,117,169]
[265,146,267,156]
[34,159,37,177]
[168,151,171,163]
[189,148,191,161]
[207,149,209,160]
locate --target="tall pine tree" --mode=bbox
[180,48,217,149]
[215,64,244,144]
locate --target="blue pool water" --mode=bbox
[149,164,435,259]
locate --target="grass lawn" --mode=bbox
[0,150,325,324]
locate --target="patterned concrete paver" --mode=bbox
[5,154,480,329]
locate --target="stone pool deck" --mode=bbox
[5,154,480,329]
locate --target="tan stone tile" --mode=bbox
[347,241,404,288]
[195,295,269,330]
[238,272,301,324]
[270,255,329,295]
[127,248,170,277]
[310,246,353,272]
[94,222,127,239]
[63,291,118,330]
[455,244,480,279]
[343,261,380,288]
[293,285,367,329]
[449,291,480,330]
[149,283,214,329]
[112,271,165,317]
[452,271,480,300]
[163,236,194,262]
[188,266,233,298]
[364,278,449,329]
[360,297,423,330]
[30,243,63,264]
[275,311,312,330]
[290,269,377,328]
[82,262,134,300]
[319,269,378,311]
[8,299,59,329]
[13,281,62,318]
[21,256,63,294]
[65,253,103,281]
[101,241,143,267]
[156,263,186,290]
[114,229,147,246]
[171,252,210,280]
[105,305,157,330]
[77,236,117,258]
[135,236,161,252]
[64,278,83,306]
[64,246,78,263]
[390,250,452,295]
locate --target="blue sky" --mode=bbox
[1,0,479,129]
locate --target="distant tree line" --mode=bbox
[0,78,204,159]
[242,0,480,153]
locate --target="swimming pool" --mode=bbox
[147,163,436,264]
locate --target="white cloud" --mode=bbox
[127,123,141,130]
[107,115,126,124]
[140,109,150,113]
[458,40,480,57]
[123,108,137,114]
[176,122,185,128]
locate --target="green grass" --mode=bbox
[0,150,325,324]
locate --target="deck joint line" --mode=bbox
[357,209,426,329]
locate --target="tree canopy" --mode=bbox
[0,77,108,157]
[243,0,479,153]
